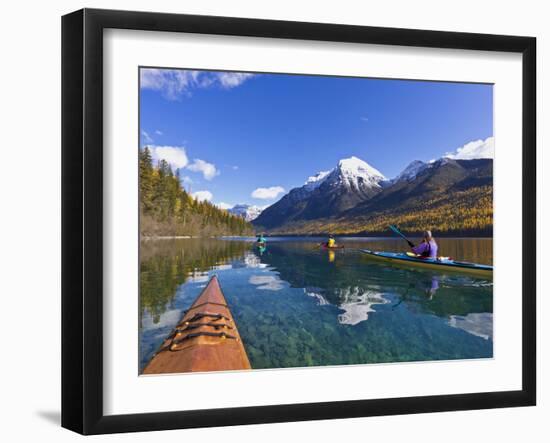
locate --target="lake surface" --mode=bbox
[139,237,493,373]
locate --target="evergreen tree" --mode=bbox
[139,147,154,212]
[139,151,254,237]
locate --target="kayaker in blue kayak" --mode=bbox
[411,230,438,259]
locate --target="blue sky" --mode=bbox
[139,68,493,208]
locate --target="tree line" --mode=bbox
[139,146,253,237]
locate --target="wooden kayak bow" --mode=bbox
[142,275,251,374]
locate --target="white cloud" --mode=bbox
[146,146,220,181]
[360,116,369,122]
[141,130,154,143]
[192,190,213,202]
[216,202,233,210]
[180,175,193,184]
[187,159,220,180]
[140,69,196,99]
[232,165,239,170]
[149,146,189,169]
[217,72,255,88]
[140,68,255,100]
[251,186,285,200]
[444,137,495,160]
[155,130,163,136]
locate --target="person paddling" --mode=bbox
[411,230,438,259]
[256,233,266,246]
[326,234,336,248]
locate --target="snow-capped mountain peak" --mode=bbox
[304,170,331,191]
[393,160,430,183]
[228,204,265,221]
[338,156,385,178]
[392,137,495,183]
[291,156,387,197]
[334,156,386,189]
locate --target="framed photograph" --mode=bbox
[62,8,536,435]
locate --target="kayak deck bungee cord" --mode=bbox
[142,275,251,374]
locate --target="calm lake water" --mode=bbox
[139,237,493,372]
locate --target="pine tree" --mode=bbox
[139,155,254,237]
[139,147,154,213]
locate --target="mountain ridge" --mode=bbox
[252,151,493,235]
[254,156,387,229]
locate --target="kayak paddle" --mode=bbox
[389,225,415,248]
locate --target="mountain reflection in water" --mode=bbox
[140,237,493,372]
[336,288,390,325]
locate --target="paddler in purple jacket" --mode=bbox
[412,230,438,259]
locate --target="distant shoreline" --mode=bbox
[261,232,493,239]
[249,228,493,238]
[141,235,200,240]
[141,233,493,240]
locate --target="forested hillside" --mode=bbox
[269,185,492,236]
[139,147,253,237]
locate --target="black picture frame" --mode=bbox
[62,8,536,435]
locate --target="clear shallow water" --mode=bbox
[139,237,493,372]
